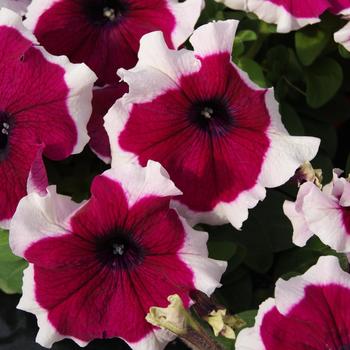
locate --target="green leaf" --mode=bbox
[208,241,237,261]
[236,310,258,328]
[238,57,267,87]
[279,103,305,136]
[295,28,329,66]
[0,230,27,294]
[305,57,343,108]
[339,45,350,59]
[236,30,257,42]
[233,39,245,57]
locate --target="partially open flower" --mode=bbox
[293,161,323,188]
[284,169,350,253]
[205,309,243,339]
[105,20,320,229]
[88,83,128,163]
[146,294,191,336]
[10,161,226,349]
[25,0,204,84]
[0,0,31,14]
[216,0,350,33]
[0,8,96,228]
[235,255,350,350]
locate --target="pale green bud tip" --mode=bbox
[297,162,323,188]
[145,294,188,335]
[205,309,245,340]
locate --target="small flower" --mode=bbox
[284,169,350,253]
[0,8,96,228]
[88,83,128,163]
[10,161,226,349]
[235,255,350,350]
[25,0,204,84]
[293,161,323,189]
[105,20,320,229]
[216,0,350,33]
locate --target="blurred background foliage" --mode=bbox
[1,0,350,349]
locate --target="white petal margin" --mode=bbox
[102,160,182,207]
[167,0,204,48]
[24,0,59,31]
[2,7,96,155]
[216,0,321,33]
[0,0,31,14]
[34,47,96,156]
[235,298,275,350]
[9,186,84,258]
[189,19,239,57]
[275,255,350,315]
[334,21,350,52]
[178,216,227,295]
[18,264,88,348]
[0,6,36,41]
[124,323,176,350]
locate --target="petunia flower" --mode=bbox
[0,8,96,228]
[10,161,227,349]
[104,20,320,229]
[88,83,128,163]
[283,169,350,254]
[235,255,350,350]
[215,0,350,33]
[334,21,350,52]
[0,0,31,14]
[24,0,204,85]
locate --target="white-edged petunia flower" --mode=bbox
[236,255,350,350]
[10,160,227,350]
[104,20,320,229]
[0,8,96,228]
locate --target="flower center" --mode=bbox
[84,0,129,26]
[95,230,144,270]
[188,98,234,136]
[0,111,11,162]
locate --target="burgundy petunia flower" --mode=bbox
[88,83,128,163]
[235,255,350,350]
[0,0,31,14]
[216,0,350,33]
[0,8,96,228]
[10,161,226,349]
[24,0,204,85]
[284,170,350,254]
[104,20,320,229]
